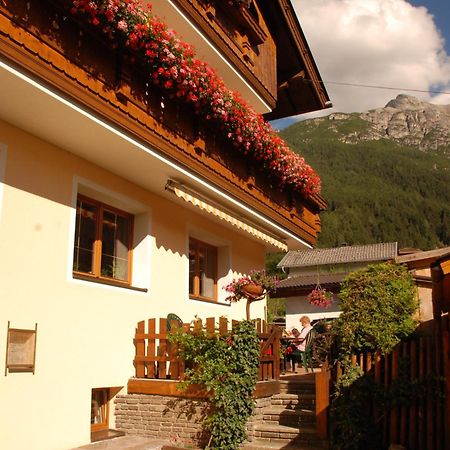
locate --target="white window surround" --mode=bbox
[68,177,152,293]
[187,226,232,305]
[0,143,7,219]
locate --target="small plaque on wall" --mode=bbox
[5,322,37,375]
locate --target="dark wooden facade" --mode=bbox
[0,0,329,246]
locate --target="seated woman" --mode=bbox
[286,316,314,372]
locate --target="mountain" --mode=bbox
[280,95,450,250]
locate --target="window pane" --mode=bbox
[188,245,196,295]
[101,210,130,281]
[200,245,216,299]
[73,200,97,274]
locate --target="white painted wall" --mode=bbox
[0,121,267,450]
[285,295,341,331]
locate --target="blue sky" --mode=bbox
[409,1,450,54]
[274,0,450,128]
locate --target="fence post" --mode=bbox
[315,369,330,440]
[443,327,450,450]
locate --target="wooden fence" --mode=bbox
[134,317,281,382]
[333,315,449,450]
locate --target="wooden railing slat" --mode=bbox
[135,321,145,378]
[147,319,156,379]
[158,318,167,379]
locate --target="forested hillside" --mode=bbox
[280,113,450,250]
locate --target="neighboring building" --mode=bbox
[0,1,330,449]
[395,246,450,325]
[275,243,450,331]
[274,243,398,329]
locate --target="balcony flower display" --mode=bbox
[70,0,321,198]
[224,269,279,302]
[306,287,333,308]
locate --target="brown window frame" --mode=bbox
[73,195,134,286]
[189,237,218,302]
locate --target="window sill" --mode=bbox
[73,273,148,292]
[189,295,230,306]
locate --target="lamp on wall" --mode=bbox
[165,180,288,251]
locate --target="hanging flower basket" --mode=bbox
[306,287,333,308]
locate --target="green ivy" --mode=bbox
[170,320,260,450]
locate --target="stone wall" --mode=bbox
[114,394,273,446]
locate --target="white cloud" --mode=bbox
[290,0,450,119]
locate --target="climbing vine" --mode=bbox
[170,320,260,450]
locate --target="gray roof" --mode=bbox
[277,273,345,289]
[278,242,398,269]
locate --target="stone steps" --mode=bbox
[242,438,327,450]
[250,423,328,449]
[263,405,315,427]
[244,376,329,450]
[270,392,316,409]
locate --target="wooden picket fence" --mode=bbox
[334,315,449,450]
[134,317,281,382]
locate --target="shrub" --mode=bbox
[335,262,418,355]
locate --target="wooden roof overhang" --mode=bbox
[259,0,332,120]
[166,0,331,119]
[0,0,325,249]
[271,273,345,298]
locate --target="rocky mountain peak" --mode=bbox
[326,94,450,151]
[384,94,426,110]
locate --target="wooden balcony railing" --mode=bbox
[133,317,281,382]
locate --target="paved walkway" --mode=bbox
[72,436,170,450]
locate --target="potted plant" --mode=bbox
[306,287,333,308]
[224,270,279,319]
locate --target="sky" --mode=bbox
[273,0,450,128]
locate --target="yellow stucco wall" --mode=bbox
[0,120,266,450]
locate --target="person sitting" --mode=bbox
[286,316,314,372]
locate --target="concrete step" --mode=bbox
[251,423,327,448]
[263,405,315,426]
[242,438,327,450]
[271,393,316,409]
[280,379,316,394]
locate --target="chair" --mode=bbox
[166,313,183,332]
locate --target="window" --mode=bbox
[91,388,109,431]
[189,238,217,301]
[73,195,133,285]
